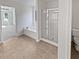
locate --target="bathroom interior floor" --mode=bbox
[0,35,57,59]
[71,42,79,59]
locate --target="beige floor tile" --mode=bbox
[0,35,58,59]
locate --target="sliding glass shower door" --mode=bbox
[48,9,58,43]
[1,6,16,42]
[41,8,59,43]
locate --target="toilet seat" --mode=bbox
[74,37,79,45]
[75,45,79,51]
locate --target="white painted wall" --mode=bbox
[16,7,33,34]
[44,0,58,9]
[24,29,38,40]
[18,0,36,7]
[72,0,79,29]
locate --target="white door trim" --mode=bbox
[58,0,72,59]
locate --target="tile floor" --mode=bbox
[0,35,58,59]
[71,42,79,59]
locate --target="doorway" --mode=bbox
[1,6,16,42]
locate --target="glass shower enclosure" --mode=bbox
[0,6,16,42]
[41,8,59,44]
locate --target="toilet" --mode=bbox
[73,29,79,51]
[74,37,79,51]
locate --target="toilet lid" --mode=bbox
[74,37,79,45]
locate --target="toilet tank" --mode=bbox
[72,29,79,37]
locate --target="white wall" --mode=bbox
[19,0,36,7]
[0,0,33,35]
[16,7,33,34]
[72,0,79,29]
[44,0,58,9]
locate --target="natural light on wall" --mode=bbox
[26,6,37,33]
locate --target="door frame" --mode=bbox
[37,0,72,59]
[58,0,72,59]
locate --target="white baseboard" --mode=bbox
[40,38,58,47]
[36,39,40,42]
[16,33,23,37]
[1,33,21,44]
[24,33,39,42]
[1,36,17,44]
[0,41,3,45]
[24,29,39,42]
